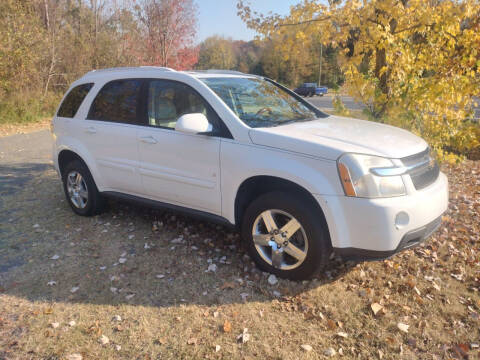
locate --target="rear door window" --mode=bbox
[87,79,143,124]
[57,83,94,118]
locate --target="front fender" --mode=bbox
[220,140,343,224]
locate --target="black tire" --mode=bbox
[62,160,105,216]
[241,191,331,280]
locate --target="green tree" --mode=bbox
[197,35,236,70]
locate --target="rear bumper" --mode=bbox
[314,172,448,258]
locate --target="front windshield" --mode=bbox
[200,77,320,128]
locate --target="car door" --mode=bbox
[82,79,143,195]
[137,79,228,214]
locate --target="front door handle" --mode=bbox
[140,136,158,144]
[85,126,97,134]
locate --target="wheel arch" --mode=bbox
[58,149,90,177]
[234,175,331,242]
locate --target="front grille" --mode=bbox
[401,148,440,190]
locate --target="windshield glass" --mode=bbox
[200,77,320,128]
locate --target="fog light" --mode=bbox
[395,211,409,229]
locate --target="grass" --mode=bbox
[0,153,479,358]
[0,92,59,125]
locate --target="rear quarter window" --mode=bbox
[87,79,142,124]
[57,83,94,118]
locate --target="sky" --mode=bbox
[196,0,300,43]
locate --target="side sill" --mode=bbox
[101,191,235,229]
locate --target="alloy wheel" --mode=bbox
[252,209,308,270]
[66,171,88,209]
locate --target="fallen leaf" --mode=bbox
[337,331,348,338]
[220,282,235,290]
[155,338,166,345]
[240,292,249,301]
[223,320,232,333]
[326,319,336,330]
[324,347,337,357]
[371,303,383,316]
[187,337,197,345]
[207,263,217,272]
[237,328,250,343]
[267,274,278,285]
[99,335,109,345]
[453,343,469,358]
[301,344,313,352]
[66,354,83,360]
[397,323,409,333]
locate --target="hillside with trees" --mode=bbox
[0,0,199,125]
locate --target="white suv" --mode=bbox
[52,67,448,280]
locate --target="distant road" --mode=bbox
[308,94,365,112]
[308,93,480,120]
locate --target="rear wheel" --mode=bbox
[241,191,331,280]
[62,160,105,216]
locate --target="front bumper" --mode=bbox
[334,214,443,261]
[314,172,448,259]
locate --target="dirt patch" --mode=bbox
[0,162,479,359]
[0,118,50,137]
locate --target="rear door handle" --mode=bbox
[140,136,157,144]
[85,126,97,134]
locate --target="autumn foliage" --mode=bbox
[238,0,480,160]
[0,0,199,125]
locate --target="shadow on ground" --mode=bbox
[0,163,52,196]
[0,163,355,309]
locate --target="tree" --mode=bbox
[135,0,198,69]
[197,36,236,70]
[0,0,46,96]
[238,0,480,160]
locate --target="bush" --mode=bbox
[0,92,60,125]
[332,94,350,117]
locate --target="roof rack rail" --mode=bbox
[85,66,175,75]
[190,69,246,75]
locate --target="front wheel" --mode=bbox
[241,192,331,280]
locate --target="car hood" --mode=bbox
[248,115,428,160]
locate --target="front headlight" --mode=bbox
[337,153,406,198]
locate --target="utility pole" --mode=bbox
[318,42,323,86]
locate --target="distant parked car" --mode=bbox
[315,85,328,96]
[294,83,327,97]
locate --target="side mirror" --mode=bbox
[175,113,212,134]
